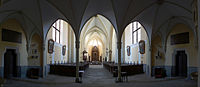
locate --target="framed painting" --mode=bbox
[48,39,54,54]
[127,46,131,56]
[139,40,145,54]
[62,45,66,56]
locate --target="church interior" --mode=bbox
[0,0,199,87]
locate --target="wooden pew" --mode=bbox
[49,62,89,77]
[103,62,144,76]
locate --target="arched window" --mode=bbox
[52,20,63,43]
[132,22,141,44]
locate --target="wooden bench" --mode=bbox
[103,62,144,76]
[49,63,89,77]
[191,72,198,80]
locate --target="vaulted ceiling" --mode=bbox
[80,15,114,51]
[0,0,194,43]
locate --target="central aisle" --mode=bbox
[82,65,117,87]
[2,65,197,87]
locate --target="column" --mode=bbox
[197,0,200,87]
[67,28,72,63]
[148,46,152,77]
[75,41,80,83]
[0,0,2,6]
[42,42,47,77]
[117,41,122,82]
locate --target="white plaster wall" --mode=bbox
[124,24,132,63]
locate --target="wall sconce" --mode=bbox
[156,51,162,59]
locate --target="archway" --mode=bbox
[122,21,150,74]
[46,19,76,65]
[79,14,117,63]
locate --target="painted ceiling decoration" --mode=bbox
[0,0,194,42]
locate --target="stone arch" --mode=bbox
[123,20,151,45]
[164,22,198,52]
[45,18,76,41]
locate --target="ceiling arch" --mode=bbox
[0,0,194,42]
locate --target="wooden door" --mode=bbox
[4,49,17,78]
[175,51,187,77]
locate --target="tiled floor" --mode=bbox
[2,65,197,87]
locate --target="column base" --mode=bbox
[75,78,82,83]
[115,77,123,83]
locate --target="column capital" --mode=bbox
[42,42,46,51]
[26,42,31,52]
[75,41,80,44]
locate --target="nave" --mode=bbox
[0,0,199,87]
[2,65,196,87]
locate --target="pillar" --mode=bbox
[197,0,200,87]
[42,42,47,77]
[148,46,152,77]
[117,41,122,82]
[75,41,80,83]
[0,0,2,6]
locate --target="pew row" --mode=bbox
[49,63,89,77]
[103,62,144,76]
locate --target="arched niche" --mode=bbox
[165,23,198,77]
[0,19,28,78]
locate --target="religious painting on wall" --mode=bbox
[170,32,189,45]
[2,29,22,43]
[48,39,54,54]
[30,43,39,59]
[62,45,66,56]
[139,40,145,54]
[127,46,131,56]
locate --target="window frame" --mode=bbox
[132,22,141,44]
[52,20,61,43]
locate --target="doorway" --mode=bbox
[175,50,187,77]
[91,46,99,61]
[4,49,18,78]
